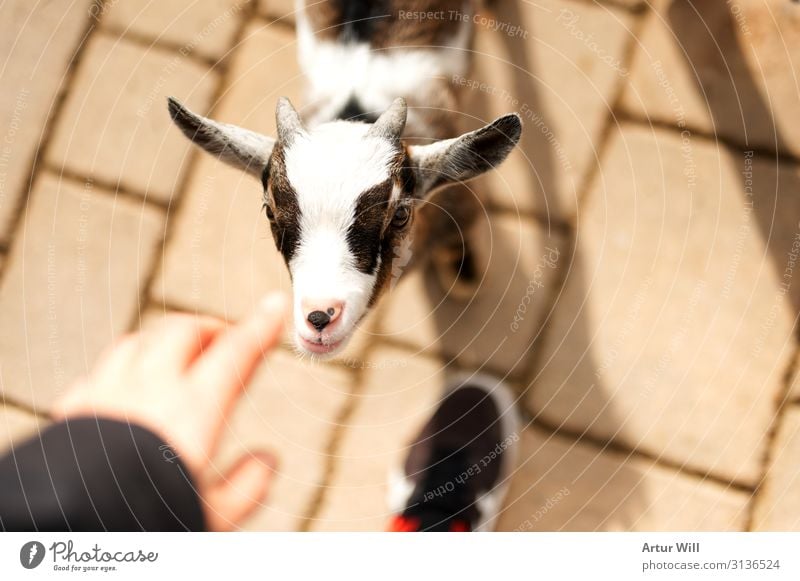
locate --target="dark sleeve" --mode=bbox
[0,417,206,531]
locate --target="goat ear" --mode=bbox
[406,114,522,197]
[167,97,275,178]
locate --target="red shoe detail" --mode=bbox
[387,515,421,532]
[387,515,472,532]
[449,520,471,532]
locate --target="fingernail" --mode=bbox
[259,292,287,315]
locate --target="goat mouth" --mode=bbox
[299,335,345,355]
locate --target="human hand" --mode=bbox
[53,292,287,531]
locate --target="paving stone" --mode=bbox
[46,33,217,205]
[0,405,48,457]
[379,215,564,377]
[621,0,800,158]
[0,0,95,244]
[0,172,164,410]
[214,348,353,531]
[497,427,749,531]
[311,346,447,531]
[752,406,800,531]
[258,0,297,23]
[528,125,800,487]
[102,0,247,60]
[463,0,633,219]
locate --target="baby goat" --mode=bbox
[168,0,521,357]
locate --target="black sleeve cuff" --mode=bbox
[0,417,206,531]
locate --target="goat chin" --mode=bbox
[293,331,351,360]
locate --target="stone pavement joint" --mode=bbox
[530,414,756,496]
[297,360,369,531]
[376,335,531,385]
[99,0,251,66]
[579,0,651,13]
[97,26,222,69]
[571,6,650,214]
[253,9,299,31]
[750,405,800,530]
[132,5,254,332]
[0,394,51,422]
[0,7,99,248]
[746,343,800,530]
[516,6,647,381]
[789,351,800,404]
[480,1,648,389]
[616,112,800,170]
[42,163,171,212]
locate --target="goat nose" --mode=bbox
[302,299,344,332]
[307,310,330,331]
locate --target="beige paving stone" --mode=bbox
[752,406,800,531]
[0,0,95,244]
[0,405,49,457]
[311,346,447,531]
[103,0,246,60]
[622,0,800,158]
[379,215,564,377]
[258,0,297,23]
[497,428,749,531]
[0,172,164,410]
[528,125,800,486]
[214,348,353,531]
[464,0,633,219]
[46,33,217,205]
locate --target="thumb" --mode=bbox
[202,452,278,531]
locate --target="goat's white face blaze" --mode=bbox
[167,96,522,359]
[282,121,400,355]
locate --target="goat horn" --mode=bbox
[276,97,304,143]
[367,97,407,141]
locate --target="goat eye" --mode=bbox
[263,203,275,222]
[392,206,410,228]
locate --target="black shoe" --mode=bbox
[387,373,521,531]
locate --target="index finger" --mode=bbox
[190,293,287,402]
